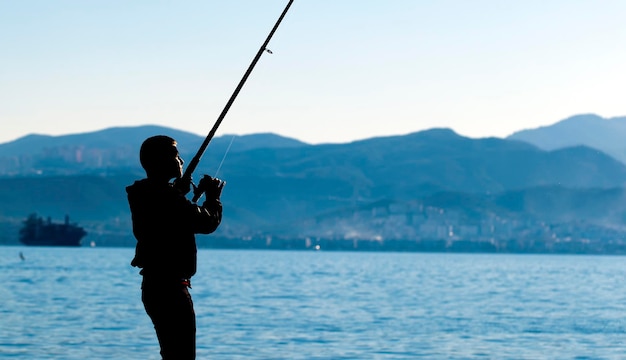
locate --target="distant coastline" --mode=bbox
[3,234,625,256]
[2,119,626,255]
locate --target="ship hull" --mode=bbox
[19,214,87,247]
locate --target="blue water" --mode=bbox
[1,247,626,359]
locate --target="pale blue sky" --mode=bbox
[1,1,625,144]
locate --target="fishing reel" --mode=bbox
[192,174,225,203]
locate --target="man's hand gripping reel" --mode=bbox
[192,175,225,203]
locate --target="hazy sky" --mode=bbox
[2,0,625,144]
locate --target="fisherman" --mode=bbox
[126,135,223,359]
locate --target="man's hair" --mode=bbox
[139,135,177,172]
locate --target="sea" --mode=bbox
[1,246,626,360]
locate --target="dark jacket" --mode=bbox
[126,178,222,279]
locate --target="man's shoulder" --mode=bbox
[126,178,149,195]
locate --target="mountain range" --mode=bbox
[1,114,626,251]
[507,113,626,163]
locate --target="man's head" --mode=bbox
[139,135,184,180]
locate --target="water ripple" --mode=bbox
[2,247,626,359]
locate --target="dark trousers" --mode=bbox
[142,278,196,360]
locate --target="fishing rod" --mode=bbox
[178,0,295,201]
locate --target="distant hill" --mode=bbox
[0,125,309,176]
[507,114,626,163]
[0,126,202,156]
[3,126,626,195]
[2,126,626,248]
[218,128,626,197]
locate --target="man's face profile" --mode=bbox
[168,145,184,180]
[140,136,184,181]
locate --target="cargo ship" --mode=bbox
[19,213,87,247]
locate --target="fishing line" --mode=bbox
[214,135,236,177]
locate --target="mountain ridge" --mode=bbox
[507,113,626,163]
[3,119,626,252]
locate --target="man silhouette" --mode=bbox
[126,135,223,359]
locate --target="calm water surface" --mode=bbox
[1,246,626,359]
